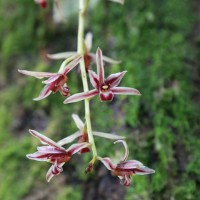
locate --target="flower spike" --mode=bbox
[18,56,81,101]
[64,48,141,104]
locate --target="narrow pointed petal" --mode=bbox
[26,152,49,161]
[33,85,52,101]
[57,132,82,146]
[96,48,104,85]
[72,114,84,130]
[42,74,61,84]
[18,70,56,79]
[105,71,127,88]
[37,146,65,154]
[98,157,116,170]
[93,131,125,140]
[64,89,98,104]
[111,87,141,96]
[66,142,90,156]
[47,52,77,60]
[29,129,65,150]
[102,55,121,64]
[85,32,93,52]
[117,160,143,169]
[88,70,99,89]
[62,56,82,75]
[133,166,155,175]
[114,140,129,162]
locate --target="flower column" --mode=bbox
[77,0,97,167]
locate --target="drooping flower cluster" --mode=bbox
[22,0,155,187]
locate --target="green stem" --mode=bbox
[77,0,97,163]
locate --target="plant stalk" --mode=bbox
[77,0,97,164]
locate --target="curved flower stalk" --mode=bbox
[27,129,90,182]
[57,114,125,153]
[98,140,155,186]
[48,32,120,72]
[18,56,81,101]
[64,48,141,103]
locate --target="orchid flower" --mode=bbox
[27,129,90,182]
[18,56,81,101]
[64,48,141,103]
[57,114,125,153]
[48,32,120,72]
[98,140,155,186]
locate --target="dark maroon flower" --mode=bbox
[18,56,81,101]
[98,140,155,186]
[64,48,141,103]
[27,129,90,182]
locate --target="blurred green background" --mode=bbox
[0,0,200,199]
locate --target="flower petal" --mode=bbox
[37,146,65,154]
[26,152,49,161]
[88,70,99,89]
[64,89,98,104]
[85,32,93,52]
[18,70,57,79]
[105,71,127,88]
[133,166,155,175]
[72,114,84,130]
[62,56,82,75]
[117,160,143,169]
[33,85,52,101]
[66,142,90,156]
[57,132,82,146]
[47,52,77,60]
[96,48,104,85]
[42,74,62,84]
[98,157,116,170]
[114,140,129,162]
[111,87,141,96]
[29,129,65,150]
[93,131,125,140]
[102,55,121,65]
